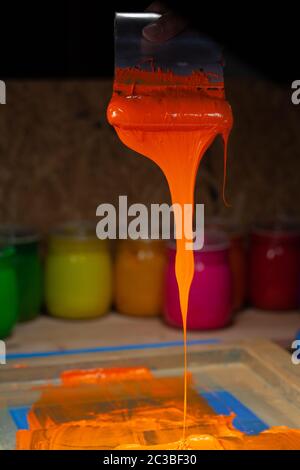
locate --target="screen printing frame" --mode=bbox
[0,340,299,449]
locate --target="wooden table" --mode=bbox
[5,308,299,360]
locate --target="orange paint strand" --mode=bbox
[107,67,233,435]
[16,367,300,450]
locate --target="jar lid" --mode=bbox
[123,237,164,244]
[252,220,300,239]
[0,245,15,259]
[0,225,40,245]
[168,229,229,252]
[206,216,247,238]
[51,221,98,241]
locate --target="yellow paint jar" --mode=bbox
[45,223,112,319]
[115,239,167,317]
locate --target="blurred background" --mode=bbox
[0,1,299,228]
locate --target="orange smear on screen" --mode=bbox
[61,366,152,385]
[16,367,300,450]
[107,68,233,435]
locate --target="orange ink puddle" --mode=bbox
[107,67,233,436]
[17,367,300,450]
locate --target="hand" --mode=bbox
[142,2,188,43]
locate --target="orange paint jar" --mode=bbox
[114,239,167,317]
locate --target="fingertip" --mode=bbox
[142,22,163,42]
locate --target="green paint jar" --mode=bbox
[0,226,43,322]
[0,246,18,338]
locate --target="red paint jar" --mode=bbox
[164,231,233,330]
[249,224,300,310]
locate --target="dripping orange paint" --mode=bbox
[107,67,233,435]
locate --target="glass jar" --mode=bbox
[115,239,167,316]
[0,226,43,322]
[249,223,300,310]
[229,232,248,311]
[207,218,248,311]
[0,246,18,338]
[45,222,112,319]
[164,231,233,330]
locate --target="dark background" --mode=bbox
[0,1,299,239]
[0,1,298,83]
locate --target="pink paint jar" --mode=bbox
[164,231,233,330]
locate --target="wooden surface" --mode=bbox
[5,308,299,357]
[1,79,300,231]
